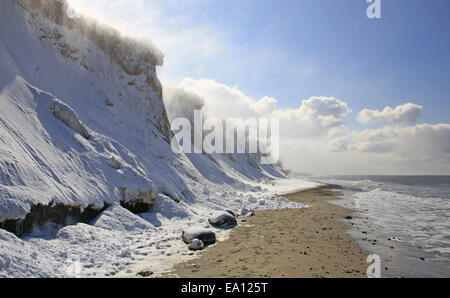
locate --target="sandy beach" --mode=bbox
[172,186,368,278]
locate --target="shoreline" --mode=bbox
[330,187,450,278]
[171,186,368,278]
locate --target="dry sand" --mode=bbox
[172,186,368,278]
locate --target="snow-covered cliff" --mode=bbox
[0,0,318,277]
[0,0,285,224]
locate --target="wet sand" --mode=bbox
[172,186,368,278]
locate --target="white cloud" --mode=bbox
[171,78,351,138]
[357,103,422,125]
[326,136,351,152]
[288,96,351,128]
[328,124,450,159]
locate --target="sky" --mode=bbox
[69,0,450,175]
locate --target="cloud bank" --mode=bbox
[357,103,422,125]
[172,78,351,139]
[165,79,450,175]
[328,124,450,157]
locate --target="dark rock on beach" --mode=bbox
[182,228,216,245]
[208,211,238,228]
[188,239,205,251]
[137,270,153,277]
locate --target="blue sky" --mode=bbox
[157,0,450,127]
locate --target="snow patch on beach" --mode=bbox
[0,179,319,278]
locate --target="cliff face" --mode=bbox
[12,0,169,137]
[15,0,164,66]
[0,0,285,234]
[0,0,174,226]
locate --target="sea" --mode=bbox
[315,175,450,278]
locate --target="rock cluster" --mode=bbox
[182,209,243,251]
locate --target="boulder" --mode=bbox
[225,210,237,217]
[188,239,205,251]
[240,207,255,217]
[208,211,237,228]
[137,270,153,277]
[182,228,216,245]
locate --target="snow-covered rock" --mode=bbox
[188,239,205,251]
[49,97,91,140]
[107,155,121,170]
[208,211,238,228]
[182,228,216,245]
[225,210,237,217]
